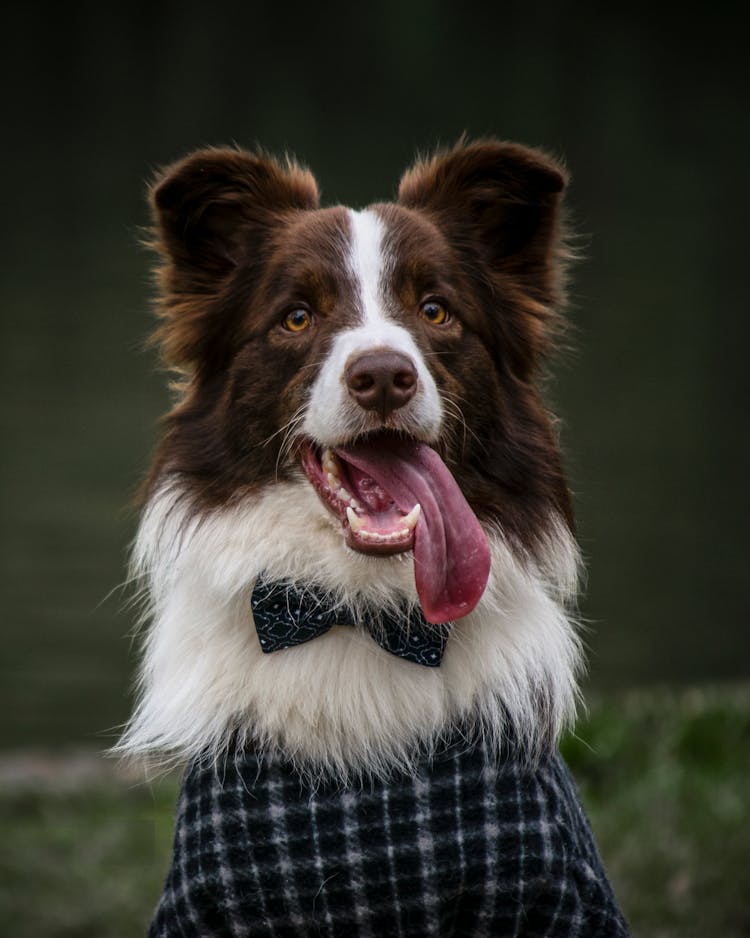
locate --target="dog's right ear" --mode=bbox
[152,147,319,277]
[149,147,319,372]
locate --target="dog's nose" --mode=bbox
[345,351,418,420]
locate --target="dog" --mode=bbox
[121,140,629,936]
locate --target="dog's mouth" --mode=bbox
[300,431,491,623]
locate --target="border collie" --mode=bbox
[120,140,628,936]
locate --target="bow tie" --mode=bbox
[251,577,450,667]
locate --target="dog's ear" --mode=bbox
[152,147,319,276]
[398,140,568,372]
[149,147,319,373]
[398,140,566,286]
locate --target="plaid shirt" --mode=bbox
[150,739,629,937]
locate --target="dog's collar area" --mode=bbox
[250,576,450,667]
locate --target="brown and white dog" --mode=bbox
[121,140,582,782]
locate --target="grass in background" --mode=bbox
[0,773,176,938]
[1,686,749,937]
[561,685,750,937]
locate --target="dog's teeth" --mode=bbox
[349,496,363,510]
[402,503,421,530]
[322,450,339,476]
[347,514,415,542]
[337,487,352,502]
[346,507,365,532]
[326,472,339,490]
[354,527,411,543]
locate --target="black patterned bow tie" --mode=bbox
[251,577,450,667]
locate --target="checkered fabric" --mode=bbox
[150,740,629,937]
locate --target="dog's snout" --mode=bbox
[345,351,418,420]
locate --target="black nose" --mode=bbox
[345,351,418,420]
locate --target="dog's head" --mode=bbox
[147,140,571,622]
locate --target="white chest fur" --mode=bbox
[120,479,582,780]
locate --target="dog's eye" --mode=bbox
[419,301,450,325]
[282,308,314,332]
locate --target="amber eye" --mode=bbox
[282,308,314,332]
[419,300,450,325]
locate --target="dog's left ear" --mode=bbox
[398,140,568,347]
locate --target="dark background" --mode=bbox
[1,1,747,750]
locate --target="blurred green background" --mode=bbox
[0,2,748,934]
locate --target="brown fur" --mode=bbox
[144,140,572,557]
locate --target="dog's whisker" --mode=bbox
[260,405,308,449]
[441,393,486,456]
[274,410,307,481]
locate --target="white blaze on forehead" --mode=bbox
[301,206,443,446]
[347,209,389,326]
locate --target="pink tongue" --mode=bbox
[337,438,491,623]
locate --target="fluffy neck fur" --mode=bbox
[119,475,583,782]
